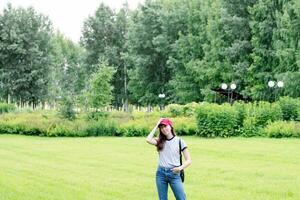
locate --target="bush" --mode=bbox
[86,111,109,121]
[117,119,151,137]
[85,121,118,136]
[196,103,239,137]
[239,116,262,137]
[118,125,148,137]
[0,103,16,114]
[182,102,199,117]
[278,97,299,121]
[58,98,76,120]
[172,117,198,136]
[0,122,43,136]
[166,104,184,117]
[262,121,300,138]
[232,101,246,127]
[249,101,282,127]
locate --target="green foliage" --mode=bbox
[58,97,76,120]
[232,101,246,127]
[0,103,15,114]
[86,111,109,121]
[172,117,198,136]
[86,60,116,109]
[262,121,300,138]
[0,122,42,136]
[127,0,182,105]
[196,103,239,137]
[85,121,118,136]
[0,101,297,138]
[118,125,149,137]
[81,3,130,108]
[240,116,262,137]
[166,104,184,117]
[183,102,200,117]
[166,102,199,117]
[237,101,283,137]
[278,96,300,121]
[49,33,86,104]
[0,4,53,106]
[252,102,283,127]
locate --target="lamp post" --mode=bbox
[267,80,284,102]
[276,81,284,101]
[230,83,237,104]
[221,83,228,103]
[221,83,237,104]
[158,93,165,110]
[267,80,275,101]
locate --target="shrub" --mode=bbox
[196,103,238,137]
[0,122,43,136]
[232,101,246,127]
[242,101,282,128]
[253,101,282,127]
[278,97,299,121]
[117,119,151,137]
[86,111,109,121]
[0,103,16,114]
[239,116,262,137]
[166,104,184,117]
[85,121,118,136]
[172,117,198,136]
[182,102,199,117]
[262,121,300,138]
[118,125,148,137]
[58,98,76,120]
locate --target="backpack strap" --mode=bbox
[179,139,182,166]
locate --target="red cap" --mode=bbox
[159,118,173,127]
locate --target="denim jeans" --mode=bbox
[156,166,186,200]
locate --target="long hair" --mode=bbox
[156,126,176,151]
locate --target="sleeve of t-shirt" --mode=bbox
[180,139,187,151]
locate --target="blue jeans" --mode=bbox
[156,166,186,200]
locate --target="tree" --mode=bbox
[80,3,130,109]
[49,32,86,107]
[86,60,116,110]
[167,0,208,103]
[80,3,116,72]
[127,0,185,106]
[0,4,53,108]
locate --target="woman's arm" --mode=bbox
[171,148,192,173]
[181,148,192,170]
[146,119,161,145]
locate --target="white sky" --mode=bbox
[0,0,145,43]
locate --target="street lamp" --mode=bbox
[276,81,284,101]
[229,83,237,104]
[267,80,284,101]
[268,80,275,88]
[221,83,237,104]
[277,81,284,88]
[221,83,228,90]
[230,83,237,90]
[158,93,165,110]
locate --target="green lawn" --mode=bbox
[0,135,299,200]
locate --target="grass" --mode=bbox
[0,135,299,200]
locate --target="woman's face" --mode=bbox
[159,124,172,136]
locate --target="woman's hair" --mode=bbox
[156,126,176,151]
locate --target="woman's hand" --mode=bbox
[171,166,183,173]
[146,118,163,146]
[156,118,163,126]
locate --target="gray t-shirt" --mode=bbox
[158,136,187,168]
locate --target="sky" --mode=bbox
[0,0,145,43]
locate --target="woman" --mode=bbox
[146,118,192,200]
